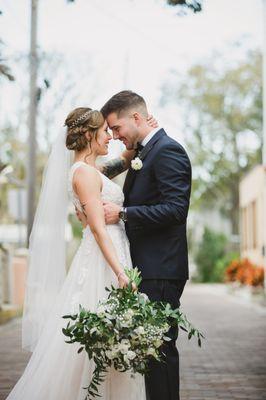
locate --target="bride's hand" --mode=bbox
[147,114,159,129]
[75,206,87,227]
[117,271,129,288]
[117,271,137,291]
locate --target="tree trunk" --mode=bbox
[230,185,240,236]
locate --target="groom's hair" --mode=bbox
[101,90,148,118]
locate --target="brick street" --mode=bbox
[0,284,266,400]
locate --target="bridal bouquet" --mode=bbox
[62,268,204,400]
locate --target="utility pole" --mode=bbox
[27,0,38,245]
[263,0,266,165]
[263,0,266,291]
[123,51,130,89]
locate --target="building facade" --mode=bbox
[239,165,266,270]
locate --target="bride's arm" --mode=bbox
[73,166,129,288]
[99,150,134,179]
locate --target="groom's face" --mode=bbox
[106,112,139,150]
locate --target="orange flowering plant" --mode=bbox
[225,258,264,287]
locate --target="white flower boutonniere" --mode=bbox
[131,157,143,171]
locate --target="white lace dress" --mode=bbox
[7,161,146,400]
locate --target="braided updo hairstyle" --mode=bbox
[65,107,105,151]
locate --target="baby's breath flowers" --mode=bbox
[62,268,204,400]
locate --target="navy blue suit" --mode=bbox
[123,128,191,400]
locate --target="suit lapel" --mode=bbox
[123,167,135,196]
[123,129,166,198]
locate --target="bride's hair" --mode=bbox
[65,107,104,151]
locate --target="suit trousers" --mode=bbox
[139,279,186,400]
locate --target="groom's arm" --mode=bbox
[126,144,191,228]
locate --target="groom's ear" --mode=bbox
[132,112,142,127]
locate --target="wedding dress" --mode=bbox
[7,161,146,400]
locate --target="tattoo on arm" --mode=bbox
[81,204,87,218]
[101,157,127,179]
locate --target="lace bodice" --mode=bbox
[68,161,124,212]
[68,160,130,269]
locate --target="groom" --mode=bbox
[101,90,192,400]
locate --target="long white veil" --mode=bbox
[22,131,71,352]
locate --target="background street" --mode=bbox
[1,284,266,400]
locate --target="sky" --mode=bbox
[0,0,264,154]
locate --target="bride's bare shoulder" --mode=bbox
[72,163,102,191]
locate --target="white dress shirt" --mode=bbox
[141,127,162,147]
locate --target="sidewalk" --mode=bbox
[0,318,30,400]
[179,284,266,400]
[1,284,266,400]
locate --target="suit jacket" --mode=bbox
[123,128,191,280]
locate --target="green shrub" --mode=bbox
[212,252,239,282]
[195,227,227,282]
[69,214,83,239]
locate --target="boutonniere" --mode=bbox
[131,157,143,171]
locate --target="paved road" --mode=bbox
[179,285,266,400]
[0,284,266,400]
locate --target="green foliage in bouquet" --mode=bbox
[62,268,204,399]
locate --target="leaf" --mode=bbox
[62,328,71,337]
[65,339,75,344]
[179,325,188,333]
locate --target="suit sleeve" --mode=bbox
[126,144,191,228]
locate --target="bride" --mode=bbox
[7,107,156,400]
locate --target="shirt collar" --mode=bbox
[141,127,162,147]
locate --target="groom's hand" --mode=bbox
[103,201,120,224]
[75,207,87,227]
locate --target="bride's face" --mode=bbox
[91,121,112,156]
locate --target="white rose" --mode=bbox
[106,350,117,360]
[131,157,143,171]
[124,309,134,319]
[118,342,130,354]
[120,320,131,328]
[154,339,163,348]
[127,350,137,360]
[90,327,99,335]
[139,292,149,302]
[147,347,156,357]
[96,305,106,317]
[121,339,130,346]
[123,354,131,365]
[134,326,145,335]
